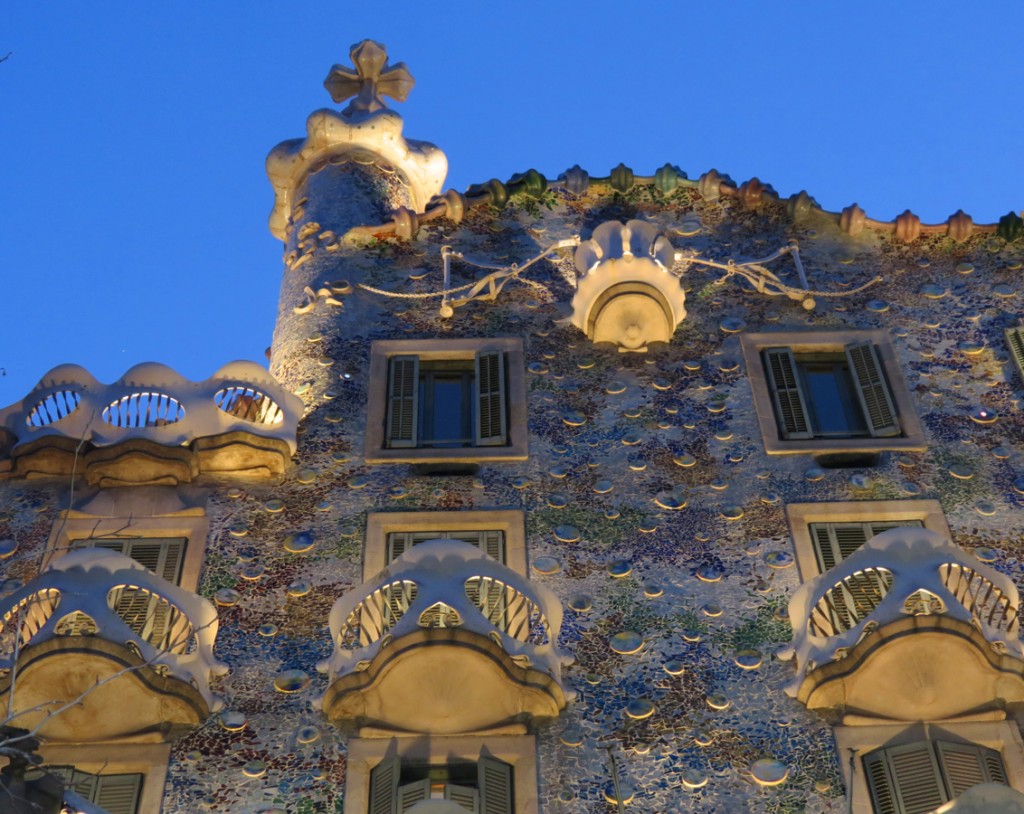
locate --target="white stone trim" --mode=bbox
[45,487,211,593]
[363,509,526,581]
[740,329,926,455]
[786,499,950,582]
[364,338,528,464]
[39,742,171,814]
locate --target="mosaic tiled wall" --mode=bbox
[3,179,1024,814]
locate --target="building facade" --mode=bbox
[3,40,1024,814]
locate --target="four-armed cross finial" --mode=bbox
[324,40,414,119]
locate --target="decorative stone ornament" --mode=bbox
[266,41,447,240]
[323,40,414,120]
[570,220,685,352]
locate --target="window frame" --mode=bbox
[835,721,1024,814]
[740,329,925,455]
[38,742,170,814]
[43,487,210,593]
[345,736,537,814]
[786,500,950,583]
[363,510,526,581]
[365,339,528,464]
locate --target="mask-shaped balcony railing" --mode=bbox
[0,549,227,741]
[0,361,303,482]
[780,528,1024,721]
[318,539,572,734]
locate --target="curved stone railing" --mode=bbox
[319,539,568,684]
[780,528,1024,697]
[0,549,227,708]
[0,361,302,454]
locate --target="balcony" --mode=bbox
[0,548,227,743]
[317,539,572,735]
[781,527,1024,723]
[0,361,303,485]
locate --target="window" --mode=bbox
[47,767,143,814]
[345,736,536,814]
[864,740,1006,814]
[835,722,1024,814]
[60,536,188,648]
[1007,326,1024,385]
[386,529,504,566]
[37,743,170,814]
[786,500,949,582]
[369,754,513,814]
[809,520,923,574]
[741,330,925,456]
[73,537,187,584]
[365,339,527,464]
[364,511,525,580]
[45,487,210,594]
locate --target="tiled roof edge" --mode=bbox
[347,162,1024,244]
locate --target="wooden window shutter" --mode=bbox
[936,741,1007,797]
[812,521,926,576]
[444,783,480,812]
[866,742,948,814]
[386,532,413,564]
[478,756,514,814]
[475,350,507,446]
[397,779,430,812]
[1006,327,1024,385]
[386,356,419,448]
[481,530,505,563]
[91,538,187,585]
[53,767,98,802]
[762,348,813,439]
[845,342,901,437]
[863,750,899,814]
[368,755,401,814]
[93,773,144,814]
[810,523,867,573]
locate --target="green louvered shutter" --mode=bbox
[368,755,401,814]
[445,783,480,812]
[478,756,513,814]
[93,773,144,814]
[480,530,505,563]
[936,741,1007,797]
[397,779,430,812]
[845,342,901,437]
[866,742,948,814]
[1006,327,1024,385]
[386,356,419,448]
[92,537,187,584]
[863,750,899,814]
[92,538,186,649]
[52,767,98,802]
[386,532,413,564]
[475,350,507,446]
[810,523,866,573]
[762,348,813,439]
[390,530,506,565]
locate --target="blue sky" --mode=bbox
[3,2,1022,405]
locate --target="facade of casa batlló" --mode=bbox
[4,39,1024,814]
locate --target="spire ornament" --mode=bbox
[324,40,414,120]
